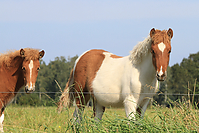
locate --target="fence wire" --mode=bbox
[0,91,198,96]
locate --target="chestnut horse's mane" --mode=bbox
[0,48,41,66]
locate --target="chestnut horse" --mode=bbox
[0,48,44,132]
[58,28,173,122]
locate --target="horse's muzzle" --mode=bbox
[156,72,167,81]
[25,86,35,94]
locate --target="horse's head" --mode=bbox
[150,28,173,81]
[20,49,45,93]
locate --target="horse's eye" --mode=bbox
[37,67,40,71]
[151,49,155,54]
[168,50,171,54]
[22,67,26,71]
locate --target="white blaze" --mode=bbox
[158,66,164,76]
[29,60,33,88]
[158,42,166,53]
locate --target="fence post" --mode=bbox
[165,83,167,107]
[192,78,197,106]
[39,83,41,101]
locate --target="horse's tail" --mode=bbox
[57,68,75,113]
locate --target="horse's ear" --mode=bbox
[39,50,45,59]
[167,28,173,39]
[20,49,25,57]
[150,28,156,37]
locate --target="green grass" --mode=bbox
[3,104,199,132]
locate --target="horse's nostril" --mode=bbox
[25,86,28,91]
[156,72,167,81]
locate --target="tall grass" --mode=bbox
[3,102,199,132]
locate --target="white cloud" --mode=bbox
[0,0,199,22]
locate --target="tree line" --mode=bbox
[14,52,199,107]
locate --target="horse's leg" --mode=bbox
[93,100,105,121]
[123,95,137,120]
[0,107,5,133]
[137,99,150,118]
[73,94,90,123]
[73,106,84,123]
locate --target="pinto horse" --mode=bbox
[58,28,173,122]
[0,48,44,132]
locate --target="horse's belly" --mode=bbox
[93,89,123,107]
[91,56,125,107]
[92,76,124,107]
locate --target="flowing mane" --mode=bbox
[129,36,152,64]
[0,48,41,66]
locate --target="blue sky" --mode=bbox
[1,0,199,66]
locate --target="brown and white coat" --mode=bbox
[58,28,173,122]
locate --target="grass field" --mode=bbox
[3,103,199,132]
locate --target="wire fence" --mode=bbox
[0,91,198,96]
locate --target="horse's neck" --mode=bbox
[138,52,156,82]
[5,57,24,92]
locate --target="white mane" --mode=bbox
[129,36,152,64]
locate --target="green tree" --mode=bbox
[37,56,78,101]
[158,52,199,106]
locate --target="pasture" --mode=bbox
[3,103,199,132]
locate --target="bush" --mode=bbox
[17,93,42,106]
[16,93,57,106]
